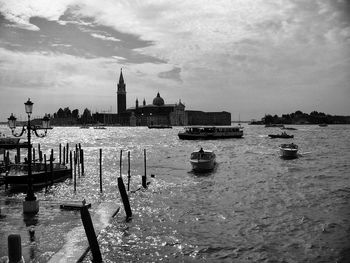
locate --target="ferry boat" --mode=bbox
[178,126,243,140]
[190,148,216,172]
[279,143,298,159]
[148,124,172,129]
[265,124,285,128]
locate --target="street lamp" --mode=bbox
[8,98,51,213]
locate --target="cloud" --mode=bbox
[91,33,120,42]
[158,67,182,83]
[0,0,349,120]
[0,0,74,30]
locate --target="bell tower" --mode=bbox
[117,69,126,114]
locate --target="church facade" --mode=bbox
[126,93,186,126]
[93,70,231,126]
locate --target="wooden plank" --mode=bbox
[48,202,120,263]
[60,203,91,210]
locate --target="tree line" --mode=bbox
[263,110,350,125]
[51,107,94,125]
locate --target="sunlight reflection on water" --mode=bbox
[1,125,350,262]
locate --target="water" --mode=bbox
[1,124,350,262]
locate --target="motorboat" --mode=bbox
[319,123,328,127]
[279,143,298,159]
[282,127,297,130]
[178,126,243,140]
[190,148,216,172]
[93,125,107,129]
[268,132,294,139]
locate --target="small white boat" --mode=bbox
[190,148,216,172]
[94,125,107,129]
[279,143,298,159]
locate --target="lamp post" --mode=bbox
[8,98,51,213]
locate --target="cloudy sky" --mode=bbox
[0,0,349,121]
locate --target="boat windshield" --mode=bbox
[191,152,213,159]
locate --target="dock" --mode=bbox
[48,202,119,263]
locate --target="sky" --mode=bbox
[0,0,349,122]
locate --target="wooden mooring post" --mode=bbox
[59,143,61,164]
[118,149,132,219]
[50,153,54,186]
[38,144,41,163]
[16,146,20,163]
[5,151,9,170]
[74,151,77,191]
[119,150,122,179]
[63,146,66,165]
[77,145,80,177]
[81,149,85,176]
[142,149,147,188]
[99,149,102,193]
[69,151,73,175]
[44,154,48,192]
[80,205,102,263]
[32,148,35,164]
[8,234,22,263]
[73,151,76,192]
[39,150,42,164]
[66,143,69,164]
[51,148,54,163]
[118,178,132,220]
[127,151,131,191]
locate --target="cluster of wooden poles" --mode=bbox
[2,142,84,172]
[98,148,148,192]
[1,142,85,192]
[3,146,151,263]
[81,148,149,263]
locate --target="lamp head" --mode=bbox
[42,114,50,129]
[8,113,17,130]
[24,98,34,115]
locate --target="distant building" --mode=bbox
[126,93,186,126]
[93,70,231,126]
[117,69,126,114]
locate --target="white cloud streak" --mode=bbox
[91,33,120,42]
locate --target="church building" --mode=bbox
[126,93,186,126]
[93,69,231,126]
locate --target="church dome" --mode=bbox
[153,92,165,106]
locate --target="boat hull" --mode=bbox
[148,125,172,129]
[279,148,298,159]
[190,159,216,172]
[0,138,20,144]
[269,134,294,139]
[2,163,72,191]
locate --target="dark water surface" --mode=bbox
[1,124,350,262]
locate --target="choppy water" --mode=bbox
[1,124,350,262]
